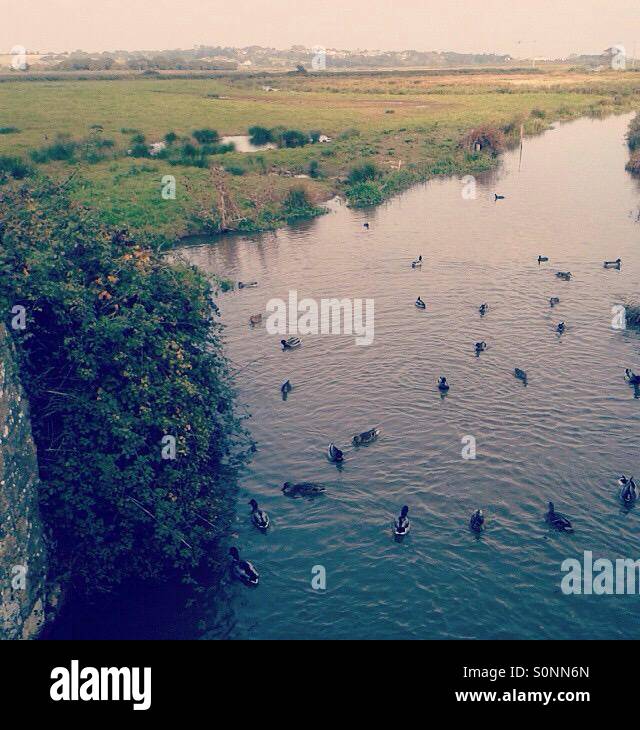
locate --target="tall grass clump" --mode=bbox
[0,155,33,180]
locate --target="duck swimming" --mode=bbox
[411,255,423,268]
[619,476,637,505]
[238,281,258,289]
[479,303,488,316]
[229,547,259,585]
[538,255,549,263]
[352,427,381,446]
[282,481,326,497]
[249,313,263,325]
[624,368,640,385]
[438,376,450,391]
[281,337,301,350]
[545,502,573,532]
[394,506,410,537]
[514,368,528,382]
[475,341,487,353]
[549,297,560,307]
[494,193,505,200]
[248,499,270,530]
[469,509,485,533]
[415,296,426,309]
[556,271,572,280]
[363,222,369,229]
[281,379,293,394]
[556,321,566,334]
[327,442,345,462]
[604,258,621,268]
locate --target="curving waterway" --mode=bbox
[52,112,640,640]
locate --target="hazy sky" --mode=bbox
[4,0,640,57]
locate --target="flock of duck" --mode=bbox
[228,218,639,588]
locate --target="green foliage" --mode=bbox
[224,164,246,176]
[530,108,546,118]
[281,185,322,221]
[0,126,20,135]
[626,304,640,329]
[164,131,178,144]
[30,137,78,163]
[0,155,33,180]
[248,126,273,145]
[347,162,378,184]
[0,181,250,592]
[192,128,219,144]
[308,159,320,178]
[346,180,383,207]
[627,113,640,152]
[277,129,308,148]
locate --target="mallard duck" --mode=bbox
[538,255,549,263]
[249,313,263,325]
[475,341,487,353]
[281,337,301,350]
[248,499,270,530]
[238,281,258,289]
[327,442,345,462]
[619,477,637,505]
[411,255,422,268]
[556,271,572,280]
[352,427,381,446]
[494,193,505,200]
[415,296,426,309]
[229,547,259,585]
[549,297,560,307]
[280,379,293,394]
[479,303,488,316]
[438,376,450,391]
[604,258,621,268]
[281,481,326,497]
[624,368,640,385]
[469,509,485,533]
[545,502,573,532]
[394,505,410,537]
[556,321,566,333]
[514,368,528,382]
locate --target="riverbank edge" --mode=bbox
[175,105,639,244]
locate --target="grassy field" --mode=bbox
[1,68,640,239]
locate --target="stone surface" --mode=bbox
[0,324,48,640]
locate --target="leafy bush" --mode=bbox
[530,108,546,118]
[0,181,250,593]
[164,131,178,144]
[282,185,322,221]
[308,160,320,178]
[30,138,78,163]
[626,304,640,329]
[0,126,20,135]
[277,129,308,148]
[627,113,640,152]
[626,150,640,175]
[0,155,33,180]
[193,128,219,144]
[248,126,273,145]
[347,163,378,185]
[224,164,246,176]
[346,180,383,207]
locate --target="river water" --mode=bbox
[52,112,640,640]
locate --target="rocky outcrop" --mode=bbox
[0,324,49,639]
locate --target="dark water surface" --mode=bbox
[54,113,640,640]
